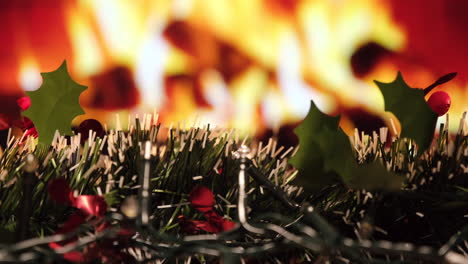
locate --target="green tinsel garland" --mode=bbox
[0,112,467,263]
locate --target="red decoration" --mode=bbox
[178,215,221,233]
[48,178,107,217]
[78,119,105,143]
[189,185,215,213]
[49,212,87,261]
[16,117,38,139]
[74,195,108,217]
[16,96,31,111]
[427,91,451,116]
[179,185,236,234]
[2,96,39,138]
[47,177,75,205]
[47,178,134,263]
[0,95,37,138]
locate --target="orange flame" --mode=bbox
[1,0,467,135]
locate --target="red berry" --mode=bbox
[17,96,31,111]
[78,119,104,143]
[427,91,451,116]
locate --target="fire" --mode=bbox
[19,57,41,92]
[66,5,104,77]
[1,0,467,135]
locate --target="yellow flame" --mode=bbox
[67,4,104,76]
[299,0,405,110]
[22,0,468,135]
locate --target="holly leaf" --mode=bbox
[374,72,438,153]
[290,100,401,193]
[23,61,87,144]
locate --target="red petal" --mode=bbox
[178,215,221,234]
[16,96,31,111]
[178,215,198,234]
[195,220,221,233]
[49,212,86,252]
[63,251,85,263]
[221,219,236,231]
[48,178,74,205]
[190,220,221,233]
[74,195,108,217]
[56,212,86,234]
[204,211,236,232]
[189,185,215,213]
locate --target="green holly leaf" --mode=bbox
[374,72,438,153]
[23,61,87,144]
[290,100,401,193]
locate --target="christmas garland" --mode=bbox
[0,62,466,263]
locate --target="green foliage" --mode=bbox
[290,101,401,192]
[375,72,438,153]
[23,60,87,144]
[0,113,466,263]
[290,100,401,193]
[0,123,299,242]
[288,101,344,192]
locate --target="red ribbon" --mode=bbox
[48,178,134,263]
[179,185,236,234]
[48,177,108,217]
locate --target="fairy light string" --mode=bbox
[0,112,466,263]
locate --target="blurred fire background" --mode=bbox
[1,0,467,138]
